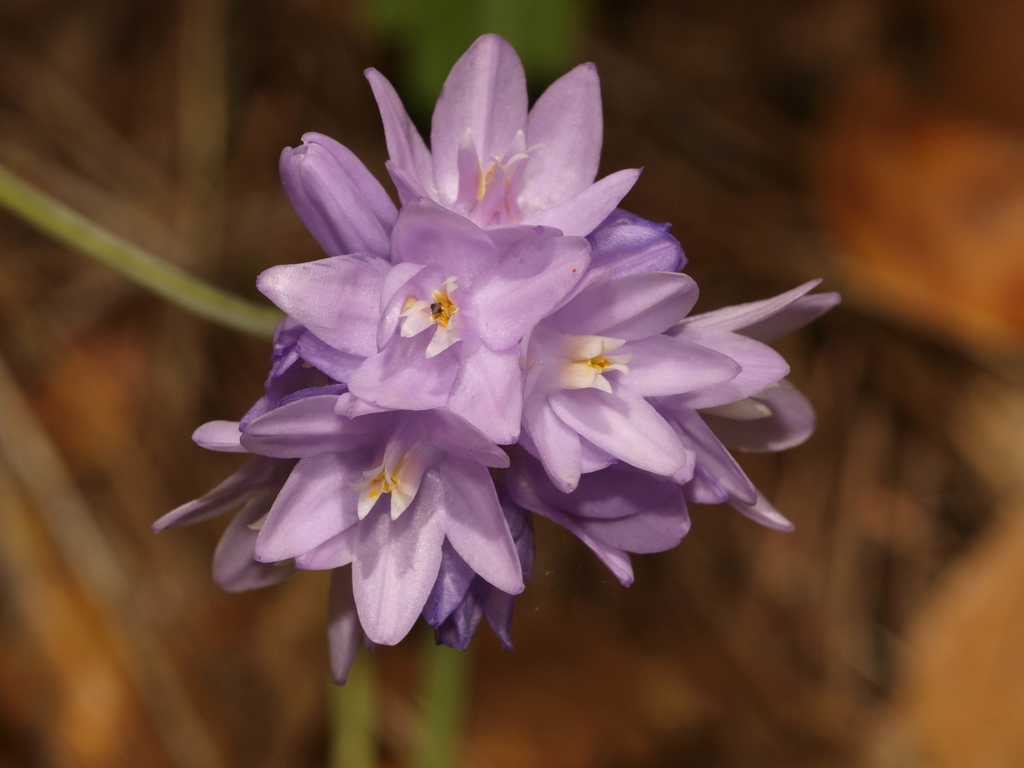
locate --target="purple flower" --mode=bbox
[238,394,523,646]
[520,270,743,492]
[259,200,591,443]
[587,209,686,276]
[365,34,640,235]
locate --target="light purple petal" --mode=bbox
[741,293,841,342]
[153,456,292,531]
[579,437,616,473]
[257,254,390,358]
[549,387,688,477]
[296,527,357,570]
[574,494,690,553]
[193,420,246,452]
[682,463,730,505]
[440,457,523,594]
[661,404,757,505]
[545,271,699,341]
[470,232,590,350]
[213,494,296,593]
[619,334,740,397]
[703,380,816,453]
[523,168,641,237]
[430,34,528,205]
[295,332,364,384]
[667,327,790,409]
[386,161,431,206]
[347,333,458,411]
[729,490,794,531]
[353,470,447,645]
[390,200,498,284]
[280,133,397,257]
[365,69,437,199]
[507,460,634,585]
[521,394,582,493]
[519,62,602,214]
[586,209,686,275]
[681,280,839,342]
[241,396,390,458]
[255,452,366,562]
[445,344,523,444]
[413,409,509,468]
[327,568,364,685]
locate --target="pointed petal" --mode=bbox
[353,471,447,645]
[193,420,246,452]
[328,568,364,685]
[257,254,390,358]
[619,334,740,397]
[295,332,364,385]
[668,327,790,409]
[255,452,365,562]
[422,542,478,626]
[523,168,641,237]
[430,34,527,205]
[419,409,509,468]
[729,490,794,531]
[445,344,523,444]
[440,458,523,594]
[213,495,296,592]
[681,280,839,340]
[549,387,688,477]
[662,404,757,505]
[704,380,816,453]
[365,68,437,198]
[546,271,699,340]
[521,394,582,493]
[519,63,602,215]
[153,457,291,531]
[740,292,841,342]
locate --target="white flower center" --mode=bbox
[400,276,461,358]
[556,335,632,394]
[350,438,429,520]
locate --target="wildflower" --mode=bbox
[366,34,640,235]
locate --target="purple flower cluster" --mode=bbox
[154,35,838,683]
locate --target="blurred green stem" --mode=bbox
[0,163,282,340]
[331,652,377,768]
[414,630,470,768]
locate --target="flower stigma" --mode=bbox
[400,276,462,357]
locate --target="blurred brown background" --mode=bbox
[2,0,1024,766]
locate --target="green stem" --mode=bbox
[0,163,282,339]
[413,630,470,768]
[330,652,378,768]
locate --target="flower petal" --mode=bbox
[703,380,816,453]
[193,420,246,452]
[549,387,688,477]
[255,452,366,562]
[440,457,523,594]
[280,133,397,257]
[521,394,582,493]
[619,334,740,397]
[523,168,641,237]
[519,62,602,214]
[365,69,437,199]
[586,209,686,275]
[213,494,296,592]
[574,492,690,553]
[430,34,528,205]
[390,200,498,284]
[729,490,794,531]
[546,271,699,341]
[327,568,363,685]
[241,396,390,458]
[353,470,447,645]
[422,542,478,626]
[296,527,357,570]
[347,334,458,411]
[257,254,391,358]
[445,344,523,444]
[667,327,790,409]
